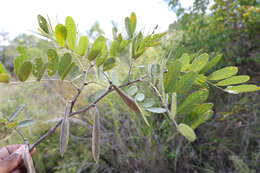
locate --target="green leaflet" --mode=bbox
[58,53,73,80]
[47,49,59,76]
[164,60,182,93]
[55,24,67,47]
[18,61,33,82]
[173,72,197,95]
[177,89,209,115]
[103,58,116,71]
[190,53,209,72]
[225,84,260,94]
[178,123,197,142]
[208,66,238,81]
[88,36,106,61]
[14,55,28,75]
[179,53,190,71]
[125,12,137,38]
[32,58,46,81]
[96,45,108,67]
[216,75,250,86]
[184,103,213,129]
[61,62,75,80]
[37,15,49,34]
[65,16,77,50]
[77,36,89,56]
[200,54,222,74]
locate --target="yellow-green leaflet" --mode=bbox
[23,145,36,173]
[92,107,101,163]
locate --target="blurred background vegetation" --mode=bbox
[0,0,259,172]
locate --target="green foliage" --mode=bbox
[55,24,67,47]
[65,16,77,50]
[177,123,197,142]
[18,61,33,82]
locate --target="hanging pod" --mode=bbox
[59,103,71,157]
[92,106,101,163]
[23,145,36,173]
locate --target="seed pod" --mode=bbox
[92,106,100,163]
[23,145,36,173]
[113,85,141,113]
[60,103,70,157]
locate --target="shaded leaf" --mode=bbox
[47,49,59,76]
[142,98,155,108]
[37,15,49,34]
[177,89,209,115]
[88,36,106,61]
[103,58,116,71]
[164,60,182,93]
[18,61,33,82]
[127,86,138,96]
[135,93,145,102]
[58,53,72,78]
[173,72,197,95]
[179,53,190,71]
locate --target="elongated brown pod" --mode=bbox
[23,145,36,173]
[112,84,141,113]
[60,103,70,157]
[92,106,100,163]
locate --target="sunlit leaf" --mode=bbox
[208,66,238,81]
[225,84,260,93]
[178,123,197,142]
[65,16,77,50]
[216,75,250,86]
[190,53,209,72]
[6,121,19,129]
[55,24,67,47]
[200,54,222,74]
[179,53,190,71]
[77,36,89,56]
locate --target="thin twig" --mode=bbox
[30,75,147,150]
